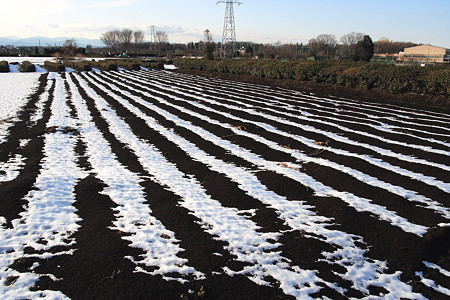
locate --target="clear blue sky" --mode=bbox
[2,0,449,47]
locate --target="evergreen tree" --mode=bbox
[245,45,254,57]
[203,29,216,60]
[204,42,216,60]
[354,35,374,61]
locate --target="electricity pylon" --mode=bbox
[150,25,156,50]
[217,1,242,58]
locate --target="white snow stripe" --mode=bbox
[0,73,41,143]
[75,73,336,299]
[416,271,450,296]
[67,74,201,283]
[29,77,53,126]
[94,72,430,235]
[177,70,450,129]
[0,73,83,299]
[423,261,450,277]
[120,71,450,194]
[88,72,427,299]
[143,72,450,171]
[141,81,450,219]
[142,70,450,132]
[0,154,25,183]
[256,97,450,156]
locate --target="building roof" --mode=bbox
[404,44,448,52]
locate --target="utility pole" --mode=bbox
[217,0,242,58]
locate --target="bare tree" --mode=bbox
[133,30,145,54]
[100,30,119,54]
[258,43,277,59]
[155,31,168,52]
[340,32,365,47]
[101,29,147,55]
[309,34,337,59]
[374,40,418,54]
[340,32,364,59]
[118,28,133,55]
[61,38,78,60]
[134,30,145,44]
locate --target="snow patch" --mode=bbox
[0,73,40,142]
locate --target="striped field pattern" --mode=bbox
[0,69,449,299]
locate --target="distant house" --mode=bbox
[371,53,403,63]
[403,45,450,63]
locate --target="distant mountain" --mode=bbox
[0,36,103,47]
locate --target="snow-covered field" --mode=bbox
[1,57,176,73]
[0,73,40,140]
[0,70,449,299]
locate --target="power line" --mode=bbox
[217,0,242,58]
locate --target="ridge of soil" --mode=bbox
[174,69,450,114]
[3,70,449,299]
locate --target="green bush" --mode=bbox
[81,64,93,71]
[426,69,450,96]
[90,59,143,71]
[20,61,36,72]
[174,59,448,97]
[64,61,92,71]
[107,63,118,71]
[142,61,164,70]
[44,61,65,72]
[130,63,141,71]
[0,61,9,73]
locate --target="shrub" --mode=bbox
[81,64,93,71]
[107,63,118,71]
[44,61,66,72]
[90,59,144,71]
[64,61,92,71]
[174,59,448,97]
[20,61,36,72]
[130,63,141,71]
[0,61,9,73]
[143,61,164,70]
[426,69,449,97]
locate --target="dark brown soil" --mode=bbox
[1,70,449,299]
[175,69,450,114]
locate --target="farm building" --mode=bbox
[403,45,450,63]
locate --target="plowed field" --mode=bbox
[1,70,449,299]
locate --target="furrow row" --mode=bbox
[121,71,450,196]
[79,71,428,298]
[103,70,449,222]
[74,72,345,299]
[153,70,450,136]
[136,70,450,170]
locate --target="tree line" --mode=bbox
[199,31,409,62]
[309,32,374,61]
[100,28,169,55]
[38,29,419,62]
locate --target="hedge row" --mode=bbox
[0,61,9,72]
[64,61,93,72]
[63,59,165,71]
[174,59,449,97]
[44,61,66,72]
[20,61,36,72]
[37,59,167,73]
